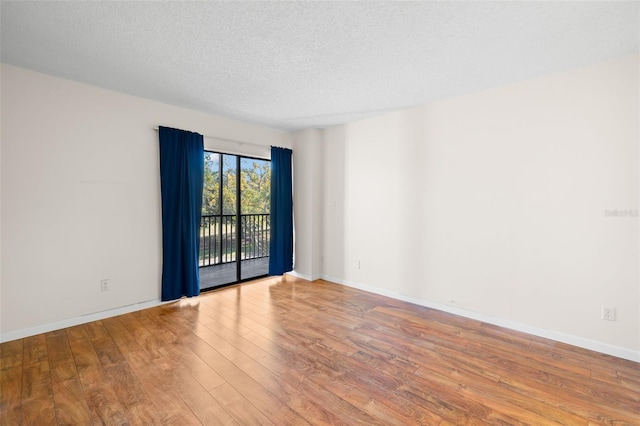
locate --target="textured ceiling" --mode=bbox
[1,1,638,131]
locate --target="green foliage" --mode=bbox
[202,153,270,215]
[240,159,271,214]
[202,153,220,214]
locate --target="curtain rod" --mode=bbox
[153,127,268,149]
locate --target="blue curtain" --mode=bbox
[159,126,204,301]
[269,146,294,275]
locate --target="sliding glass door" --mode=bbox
[199,152,271,290]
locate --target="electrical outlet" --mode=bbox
[100,279,109,292]
[602,306,616,321]
[356,260,361,269]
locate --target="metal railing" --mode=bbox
[199,213,270,267]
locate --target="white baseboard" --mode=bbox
[5,277,638,364]
[288,270,322,282]
[322,274,640,363]
[0,299,165,343]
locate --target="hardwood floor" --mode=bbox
[1,276,639,425]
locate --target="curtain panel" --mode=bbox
[268,146,294,275]
[158,126,204,301]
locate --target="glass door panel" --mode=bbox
[240,158,271,280]
[200,152,270,290]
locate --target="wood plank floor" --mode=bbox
[1,276,639,425]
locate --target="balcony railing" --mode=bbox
[199,213,270,267]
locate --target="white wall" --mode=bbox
[322,54,640,360]
[3,55,639,361]
[0,64,3,335]
[292,129,324,280]
[0,65,291,339]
